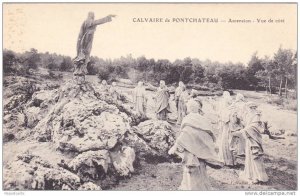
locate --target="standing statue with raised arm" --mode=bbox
[73,12,116,83]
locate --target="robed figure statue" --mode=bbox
[73,12,116,81]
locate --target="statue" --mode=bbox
[73,12,116,83]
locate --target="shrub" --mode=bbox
[266,96,297,111]
[283,99,297,111]
[271,97,284,106]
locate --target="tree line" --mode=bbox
[3,47,297,97]
[3,48,73,75]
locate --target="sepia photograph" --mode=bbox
[2,2,298,192]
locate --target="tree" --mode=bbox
[246,52,264,90]
[255,70,269,93]
[22,48,41,71]
[284,51,297,98]
[60,57,73,72]
[3,50,17,74]
[257,56,276,94]
[166,66,181,84]
[47,55,58,70]
[291,51,297,95]
[203,62,222,87]
[152,59,171,83]
[273,48,294,96]
[87,57,98,75]
[136,56,149,72]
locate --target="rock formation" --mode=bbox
[3,76,176,190]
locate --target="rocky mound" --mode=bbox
[3,77,176,190]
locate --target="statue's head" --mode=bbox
[223,91,230,98]
[246,102,258,112]
[187,99,201,114]
[190,89,197,98]
[159,80,165,88]
[87,12,95,20]
[236,93,244,102]
[179,81,184,87]
[229,110,238,123]
[138,81,143,87]
[222,91,232,104]
[102,80,107,85]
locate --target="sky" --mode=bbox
[3,3,297,65]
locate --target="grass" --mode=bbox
[283,99,297,111]
[266,96,297,111]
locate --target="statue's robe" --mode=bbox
[176,90,189,125]
[239,111,269,184]
[74,16,112,75]
[230,100,247,156]
[217,98,235,165]
[155,86,170,120]
[175,86,183,108]
[173,112,223,190]
[133,86,146,117]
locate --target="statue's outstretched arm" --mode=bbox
[93,15,116,26]
[146,83,157,91]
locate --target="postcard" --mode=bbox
[2,3,297,192]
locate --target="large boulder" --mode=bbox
[30,80,143,144]
[122,129,160,158]
[3,112,25,128]
[93,85,144,126]
[3,153,81,190]
[3,111,26,142]
[55,99,131,152]
[109,146,136,177]
[131,120,176,158]
[31,80,132,148]
[28,89,59,108]
[3,76,43,117]
[67,146,136,182]
[24,107,41,128]
[4,94,28,112]
[67,150,111,181]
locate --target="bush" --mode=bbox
[271,97,284,106]
[266,96,297,111]
[283,99,297,111]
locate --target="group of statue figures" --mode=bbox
[71,12,269,190]
[215,92,269,185]
[131,80,269,190]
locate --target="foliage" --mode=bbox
[266,95,297,111]
[246,52,264,90]
[3,49,18,74]
[3,49,75,76]
[3,47,297,97]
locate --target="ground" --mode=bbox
[110,135,297,190]
[3,72,298,191]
